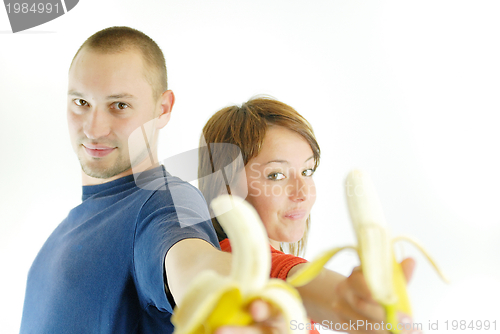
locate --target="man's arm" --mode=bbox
[165,238,231,304]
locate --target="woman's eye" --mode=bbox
[302,169,315,177]
[267,172,286,180]
[113,102,129,110]
[74,99,88,107]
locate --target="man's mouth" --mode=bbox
[82,144,116,158]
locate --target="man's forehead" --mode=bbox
[69,48,147,80]
[68,50,153,99]
[72,46,144,68]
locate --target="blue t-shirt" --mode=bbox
[20,166,219,333]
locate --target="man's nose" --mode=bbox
[83,108,111,140]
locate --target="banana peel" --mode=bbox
[172,195,308,334]
[287,169,448,333]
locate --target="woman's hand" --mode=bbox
[290,258,420,333]
[330,258,420,333]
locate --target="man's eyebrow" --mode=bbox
[67,91,136,100]
[106,93,136,100]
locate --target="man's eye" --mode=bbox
[267,172,286,181]
[74,99,88,106]
[113,102,129,110]
[302,169,315,177]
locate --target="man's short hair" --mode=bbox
[71,26,168,100]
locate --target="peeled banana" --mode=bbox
[172,195,308,334]
[287,169,448,334]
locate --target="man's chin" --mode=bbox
[80,162,132,180]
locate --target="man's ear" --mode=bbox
[156,90,175,129]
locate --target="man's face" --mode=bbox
[67,48,161,180]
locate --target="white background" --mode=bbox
[1,1,499,333]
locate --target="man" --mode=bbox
[19,26,280,334]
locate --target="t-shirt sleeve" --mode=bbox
[133,179,219,314]
[219,238,231,252]
[270,249,308,280]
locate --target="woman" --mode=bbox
[198,97,416,333]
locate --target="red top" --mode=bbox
[219,238,320,334]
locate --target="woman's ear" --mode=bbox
[156,90,175,129]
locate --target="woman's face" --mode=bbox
[244,125,317,249]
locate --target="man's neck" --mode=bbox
[81,157,160,186]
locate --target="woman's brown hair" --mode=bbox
[198,96,320,256]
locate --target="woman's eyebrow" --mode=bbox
[68,90,84,97]
[264,156,314,165]
[264,160,288,165]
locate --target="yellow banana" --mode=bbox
[287,169,448,334]
[172,195,308,334]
